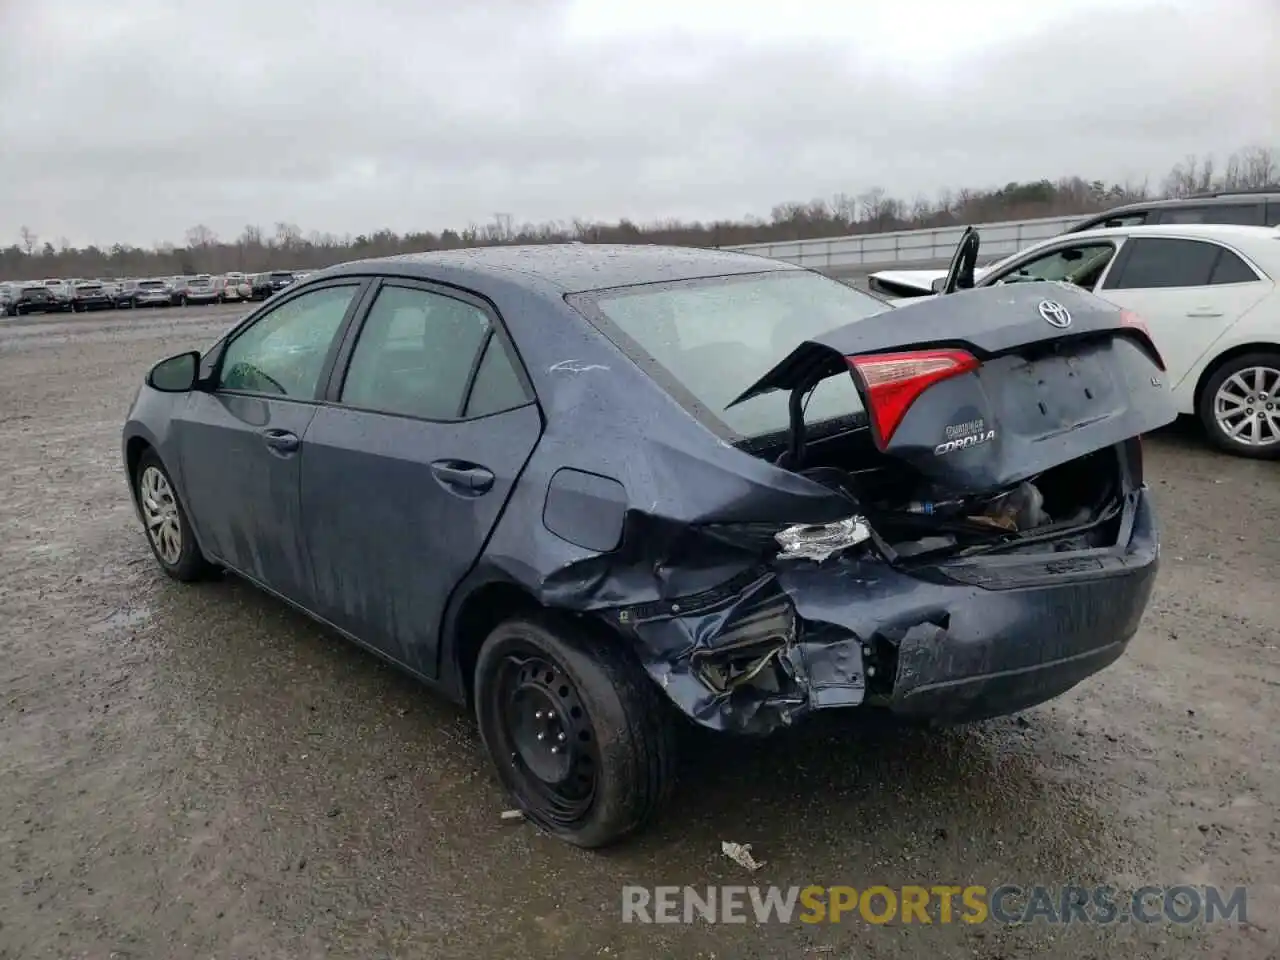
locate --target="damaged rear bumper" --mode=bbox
[619,487,1159,734]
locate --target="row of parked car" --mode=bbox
[0,271,312,316]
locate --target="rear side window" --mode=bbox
[463,335,529,418]
[341,284,526,421]
[1209,249,1260,285]
[1154,204,1264,226]
[1266,204,1280,228]
[1106,238,1222,289]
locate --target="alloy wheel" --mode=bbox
[1214,365,1280,449]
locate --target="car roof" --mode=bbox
[1100,193,1280,214]
[323,243,799,293]
[1048,223,1280,244]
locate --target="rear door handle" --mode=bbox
[430,460,495,494]
[261,429,300,454]
[1186,309,1224,318]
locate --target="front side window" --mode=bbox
[572,272,888,440]
[218,284,357,397]
[340,285,494,420]
[988,242,1116,290]
[1105,238,1222,289]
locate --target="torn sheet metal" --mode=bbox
[608,564,873,735]
[775,516,871,562]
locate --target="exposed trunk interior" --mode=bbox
[744,422,1132,561]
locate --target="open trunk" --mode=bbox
[731,282,1176,560]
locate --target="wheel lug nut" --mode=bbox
[535,711,544,720]
[550,746,559,754]
[536,732,545,741]
[558,732,566,741]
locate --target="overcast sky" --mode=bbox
[1,0,1276,248]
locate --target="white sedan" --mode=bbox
[877,223,1280,458]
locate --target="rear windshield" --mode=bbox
[270,272,294,281]
[571,272,888,441]
[139,280,167,289]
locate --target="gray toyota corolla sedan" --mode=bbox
[122,242,1175,847]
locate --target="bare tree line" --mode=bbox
[4,144,1276,282]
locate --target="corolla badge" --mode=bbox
[1038,299,1072,329]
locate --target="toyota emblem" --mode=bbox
[1038,299,1072,329]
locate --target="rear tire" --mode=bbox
[1197,352,1280,459]
[474,613,677,848]
[134,449,213,581]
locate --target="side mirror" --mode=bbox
[930,277,946,294]
[146,350,200,392]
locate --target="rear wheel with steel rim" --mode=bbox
[134,449,212,580]
[1199,353,1280,459]
[474,614,678,848]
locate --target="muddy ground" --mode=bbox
[1,304,1277,959]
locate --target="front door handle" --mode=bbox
[430,460,495,494]
[1186,309,1224,318]
[261,429,300,454]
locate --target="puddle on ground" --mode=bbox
[86,604,153,636]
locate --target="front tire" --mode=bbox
[134,450,212,581]
[474,613,677,848]
[1198,353,1280,459]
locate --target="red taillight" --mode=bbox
[847,348,980,448]
[1119,309,1165,370]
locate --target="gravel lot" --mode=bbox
[1,303,1278,959]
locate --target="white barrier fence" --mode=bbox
[718,214,1090,270]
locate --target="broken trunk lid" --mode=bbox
[729,282,1176,496]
